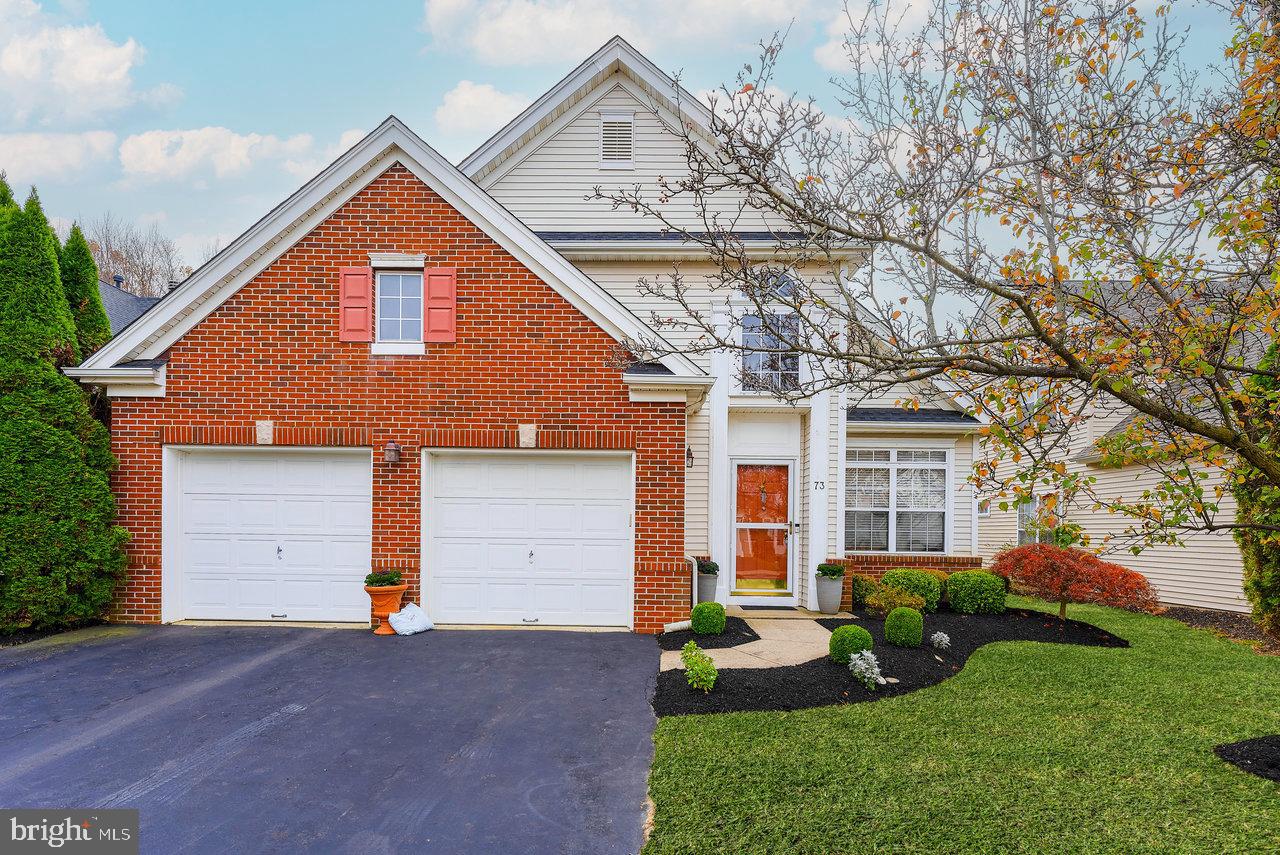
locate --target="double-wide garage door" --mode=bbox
[425,453,633,627]
[175,449,633,627]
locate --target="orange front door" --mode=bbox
[733,463,790,593]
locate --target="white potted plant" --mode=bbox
[696,558,719,603]
[815,563,845,614]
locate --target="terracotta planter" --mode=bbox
[365,583,409,635]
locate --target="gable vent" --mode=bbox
[600,112,634,168]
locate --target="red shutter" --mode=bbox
[424,266,457,343]
[338,266,372,342]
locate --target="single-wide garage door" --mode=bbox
[178,450,372,622]
[426,453,633,627]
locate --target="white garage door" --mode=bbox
[426,453,633,627]
[177,450,372,622]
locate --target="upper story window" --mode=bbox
[741,314,800,391]
[376,272,423,343]
[599,111,634,169]
[739,269,801,392]
[845,447,950,553]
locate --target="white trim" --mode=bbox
[371,342,425,356]
[162,445,374,625]
[460,36,714,180]
[846,421,977,435]
[547,239,865,262]
[63,364,166,397]
[805,388,832,610]
[368,252,426,268]
[75,117,703,381]
[420,448,636,630]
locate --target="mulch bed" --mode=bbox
[1164,606,1280,655]
[1215,735,1280,783]
[657,615,760,651]
[653,608,1127,717]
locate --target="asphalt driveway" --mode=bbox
[0,625,659,854]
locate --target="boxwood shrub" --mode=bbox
[691,601,726,635]
[880,568,942,612]
[885,607,924,647]
[947,570,1007,614]
[828,624,874,664]
[847,573,880,609]
[865,586,925,616]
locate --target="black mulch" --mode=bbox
[653,608,1127,717]
[1165,606,1280,655]
[656,615,761,651]
[1215,735,1280,783]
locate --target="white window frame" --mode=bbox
[731,270,805,395]
[372,269,425,355]
[599,110,635,170]
[843,440,954,555]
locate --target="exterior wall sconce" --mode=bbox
[686,445,694,468]
[384,441,402,464]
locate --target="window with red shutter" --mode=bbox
[338,266,372,342]
[423,267,457,343]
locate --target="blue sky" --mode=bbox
[0,0,1234,269]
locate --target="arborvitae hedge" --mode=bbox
[0,358,127,632]
[0,191,79,365]
[60,224,111,358]
[1234,342,1280,636]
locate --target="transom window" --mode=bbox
[741,313,800,391]
[845,447,949,553]
[376,272,423,342]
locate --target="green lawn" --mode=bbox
[646,597,1280,854]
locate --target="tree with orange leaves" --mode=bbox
[594,1,1280,630]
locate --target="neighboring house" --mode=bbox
[67,37,982,634]
[976,400,1249,613]
[98,276,161,334]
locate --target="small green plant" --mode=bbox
[816,563,845,579]
[364,570,403,587]
[848,650,884,689]
[947,570,1007,614]
[828,624,874,664]
[681,640,717,692]
[696,557,719,576]
[865,586,926,616]
[880,569,942,611]
[885,607,924,647]
[691,601,726,635]
[847,573,880,609]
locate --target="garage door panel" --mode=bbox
[178,451,372,622]
[428,454,633,626]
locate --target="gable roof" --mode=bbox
[97,278,160,334]
[460,36,714,183]
[71,116,703,382]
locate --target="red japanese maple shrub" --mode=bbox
[990,544,1161,620]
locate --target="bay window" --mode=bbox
[845,447,950,553]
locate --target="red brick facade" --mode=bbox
[827,554,985,611]
[108,164,688,633]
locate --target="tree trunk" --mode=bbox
[1059,599,1068,621]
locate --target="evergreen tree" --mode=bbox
[60,224,112,357]
[0,190,79,366]
[0,173,15,231]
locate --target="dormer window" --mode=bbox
[600,111,634,169]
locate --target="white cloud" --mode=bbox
[283,128,367,178]
[118,127,313,181]
[0,0,180,125]
[0,130,115,181]
[813,2,932,72]
[422,0,815,66]
[434,81,530,136]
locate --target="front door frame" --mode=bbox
[729,456,797,607]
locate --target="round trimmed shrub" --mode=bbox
[947,570,1007,614]
[885,607,924,647]
[847,573,880,610]
[865,586,926,616]
[880,568,942,612]
[828,624,874,664]
[919,568,950,602]
[690,601,726,635]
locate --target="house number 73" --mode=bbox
[813,481,826,490]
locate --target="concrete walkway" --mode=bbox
[660,617,836,671]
